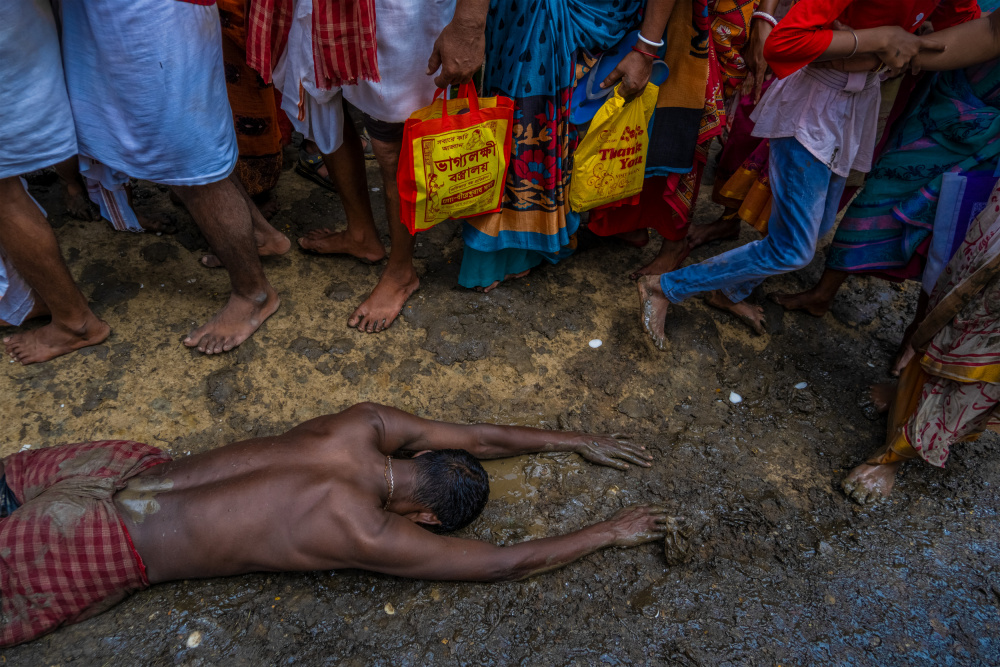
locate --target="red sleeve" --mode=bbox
[927,0,981,31]
[763,0,855,79]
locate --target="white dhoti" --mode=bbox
[0,0,78,179]
[60,0,237,187]
[273,0,455,154]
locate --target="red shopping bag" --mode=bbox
[398,83,514,234]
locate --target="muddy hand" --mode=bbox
[608,505,672,547]
[574,433,652,470]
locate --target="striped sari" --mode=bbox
[827,58,1000,278]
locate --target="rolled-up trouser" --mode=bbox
[659,137,847,304]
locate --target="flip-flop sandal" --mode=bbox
[294,152,338,193]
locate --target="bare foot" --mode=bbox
[629,239,690,281]
[841,461,903,504]
[202,225,292,268]
[705,290,766,335]
[891,343,916,377]
[137,214,177,234]
[637,275,670,351]
[348,266,420,333]
[63,188,99,222]
[297,228,386,263]
[256,197,279,220]
[4,314,110,365]
[687,213,740,250]
[183,287,280,354]
[476,270,530,293]
[869,382,896,413]
[769,289,832,317]
[614,229,650,248]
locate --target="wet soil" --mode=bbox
[3,155,998,665]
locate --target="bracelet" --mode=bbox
[751,11,778,28]
[631,45,658,59]
[636,32,665,49]
[846,28,859,59]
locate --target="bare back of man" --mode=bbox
[118,403,671,585]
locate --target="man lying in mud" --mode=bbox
[0,402,673,647]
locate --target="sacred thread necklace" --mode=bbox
[383,455,394,510]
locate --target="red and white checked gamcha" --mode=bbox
[1,440,171,647]
[247,0,379,89]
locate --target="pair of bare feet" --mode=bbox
[298,227,420,333]
[636,275,768,350]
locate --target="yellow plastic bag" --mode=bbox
[569,84,658,212]
[398,84,515,233]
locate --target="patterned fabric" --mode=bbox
[458,0,642,288]
[247,0,379,90]
[0,441,170,647]
[710,0,758,104]
[712,84,773,234]
[0,476,18,518]
[588,0,716,239]
[887,180,1000,467]
[219,0,284,196]
[828,59,1000,276]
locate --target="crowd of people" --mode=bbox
[2,0,1000,649]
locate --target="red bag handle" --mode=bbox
[434,83,481,117]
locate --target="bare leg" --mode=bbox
[0,177,109,363]
[52,156,99,221]
[297,122,386,263]
[201,174,291,267]
[347,136,419,333]
[687,208,741,249]
[705,290,766,335]
[770,268,848,317]
[629,238,690,281]
[171,178,280,354]
[637,275,670,351]
[842,461,904,504]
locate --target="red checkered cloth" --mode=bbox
[245,0,379,89]
[0,441,171,647]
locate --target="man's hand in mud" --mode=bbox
[571,433,652,470]
[606,505,672,547]
[427,18,486,88]
[600,50,653,99]
[742,19,772,103]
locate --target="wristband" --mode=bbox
[751,11,778,28]
[631,45,658,59]
[636,32,665,49]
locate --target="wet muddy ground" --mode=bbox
[3,153,999,665]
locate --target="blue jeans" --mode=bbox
[660,137,848,303]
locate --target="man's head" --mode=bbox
[410,449,489,533]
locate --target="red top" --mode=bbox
[764,0,981,78]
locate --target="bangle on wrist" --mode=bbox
[636,32,664,49]
[631,45,658,59]
[846,28,859,59]
[751,11,778,28]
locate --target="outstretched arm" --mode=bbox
[362,403,653,470]
[912,13,1000,71]
[349,505,671,581]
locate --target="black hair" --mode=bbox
[412,449,490,533]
